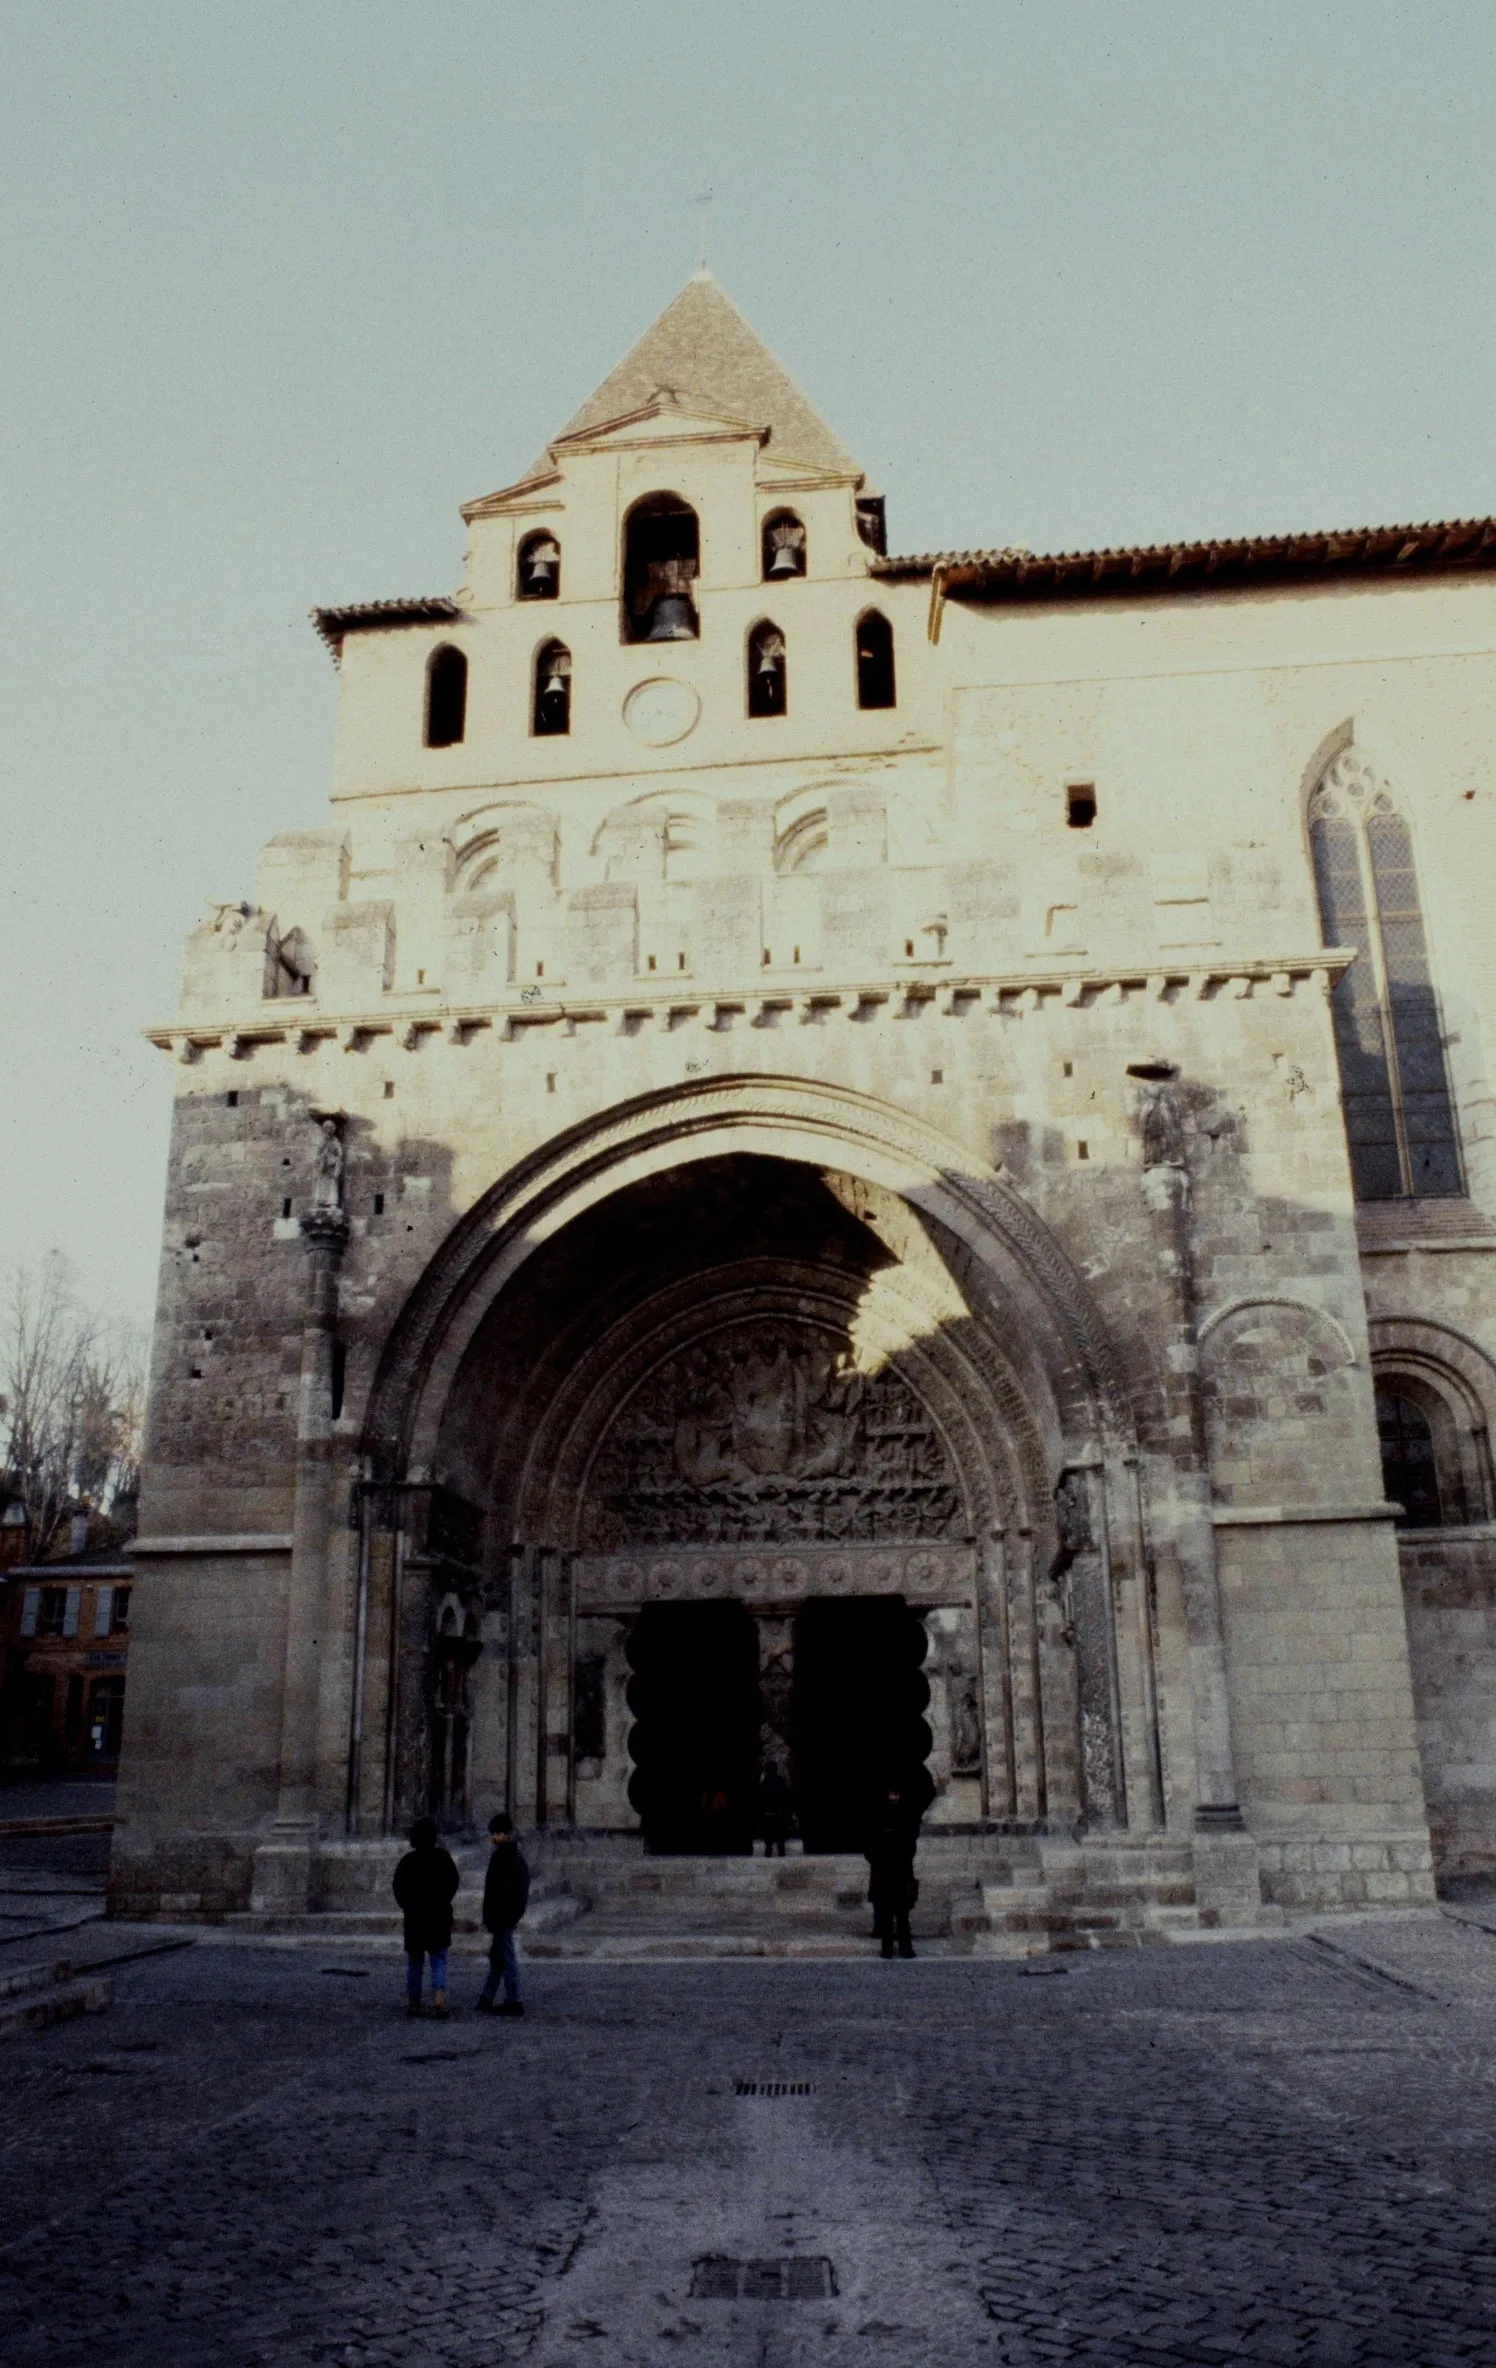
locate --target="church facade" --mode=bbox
[112,276,1496,1937]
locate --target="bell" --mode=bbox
[526,551,556,590]
[542,665,568,700]
[767,543,800,576]
[646,594,697,641]
[755,642,783,675]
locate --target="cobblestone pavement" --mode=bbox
[5,1911,1496,2365]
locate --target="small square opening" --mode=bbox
[225,1090,238,1108]
[383,1080,395,1099]
[1067,784,1097,830]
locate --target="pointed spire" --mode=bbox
[544,277,860,477]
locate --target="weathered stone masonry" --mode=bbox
[111,274,1496,1933]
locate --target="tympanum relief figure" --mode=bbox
[584,1322,963,1547]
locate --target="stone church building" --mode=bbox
[113,274,1496,1942]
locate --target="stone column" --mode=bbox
[1055,1464,1125,1829]
[1006,1527,1046,1823]
[1136,1074,1261,1921]
[975,1532,1015,1820]
[250,1169,348,1916]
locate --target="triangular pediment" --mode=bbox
[553,390,771,455]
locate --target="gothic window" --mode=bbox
[516,531,560,600]
[532,640,572,736]
[747,621,787,718]
[856,610,896,709]
[425,644,467,748]
[1308,749,1461,1200]
[761,510,806,581]
[622,493,699,643]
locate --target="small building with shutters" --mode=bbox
[1,1554,133,1775]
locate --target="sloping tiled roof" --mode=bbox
[875,517,1496,604]
[311,597,461,661]
[534,272,860,479]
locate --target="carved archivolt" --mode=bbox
[363,1073,1128,1480]
[1367,1316,1496,1419]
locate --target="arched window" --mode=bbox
[1376,1384,1449,1528]
[747,621,786,718]
[622,493,699,643]
[855,610,896,710]
[1309,748,1460,1200]
[425,644,467,748]
[516,531,561,600]
[761,510,806,582]
[532,640,571,737]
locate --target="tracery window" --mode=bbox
[1308,749,1460,1201]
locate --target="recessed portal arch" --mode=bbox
[355,1078,1157,1851]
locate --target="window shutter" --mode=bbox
[94,1586,114,1638]
[20,1587,39,1637]
[63,1586,82,1638]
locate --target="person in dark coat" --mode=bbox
[866,1784,920,1959]
[392,1816,460,2017]
[758,1764,794,1858]
[476,1813,531,2017]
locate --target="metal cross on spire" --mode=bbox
[696,187,712,275]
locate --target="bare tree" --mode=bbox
[0,1254,146,1559]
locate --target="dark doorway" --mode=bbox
[627,1603,759,1853]
[792,1596,932,1853]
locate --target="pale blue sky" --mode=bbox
[3,1,1494,1329]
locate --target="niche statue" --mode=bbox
[312,1117,345,1212]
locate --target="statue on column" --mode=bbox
[301,1114,349,1248]
[313,1116,345,1210]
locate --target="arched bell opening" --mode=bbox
[621,492,700,643]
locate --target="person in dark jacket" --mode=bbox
[866,1784,920,1959]
[476,1813,530,2017]
[758,1764,794,1858]
[392,1816,460,2017]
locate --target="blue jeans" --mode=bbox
[479,1927,521,2005]
[405,1947,448,2004]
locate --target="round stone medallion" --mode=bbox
[623,676,700,747]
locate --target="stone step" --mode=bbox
[0,1958,113,2039]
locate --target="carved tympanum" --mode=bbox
[583,1322,962,1547]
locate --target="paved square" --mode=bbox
[6,1909,1496,2363]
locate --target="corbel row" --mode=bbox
[155,952,1352,1064]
